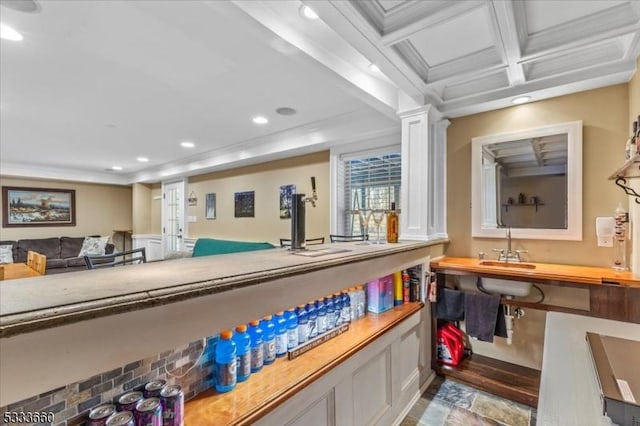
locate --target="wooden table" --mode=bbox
[0,263,41,281]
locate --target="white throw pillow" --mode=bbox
[0,245,14,264]
[78,236,110,256]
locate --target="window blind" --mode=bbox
[342,153,401,238]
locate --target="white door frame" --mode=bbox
[161,178,189,256]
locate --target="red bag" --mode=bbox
[437,322,464,366]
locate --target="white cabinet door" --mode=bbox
[287,390,335,426]
[352,348,392,426]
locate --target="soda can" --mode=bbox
[143,379,167,398]
[106,411,135,426]
[88,404,117,426]
[117,391,144,412]
[160,385,184,426]
[135,398,163,426]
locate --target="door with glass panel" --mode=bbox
[162,179,186,256]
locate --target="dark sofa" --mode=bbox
[0,236,115,274]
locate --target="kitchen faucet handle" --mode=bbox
[492,248,504,253]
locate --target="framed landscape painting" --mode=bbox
[2,186,76,227]
[279,184,295,219]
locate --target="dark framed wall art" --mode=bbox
[205,193,216,220]
[234,191,255,218]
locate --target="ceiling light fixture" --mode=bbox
[137,157,149,162]
[252,116,269,124]
[111,166,123,171]
[369,64,381,73]
[276,107,297,116]
[511,96,531,105]
[180,141,195,148]
[0,23,23,41]
[300,5,319,20]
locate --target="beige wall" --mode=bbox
[448,84,628,265]
[0,177,132,241]
[446,84,629,369]
[500,175,566,229]
[186,151,330,244]
[132,183,153,235]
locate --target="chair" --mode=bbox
[329,234,368,243]
[33,253,47,275]
[84,247,147,270]
[26,250,37,268]
[280,237,325,248]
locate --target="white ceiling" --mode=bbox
[0,0,638,185]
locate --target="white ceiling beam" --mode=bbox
[441,58,636,117]
[489,0,526,85]
[129,109,399,184]
[626,32,640,61]
[232,0,399,120]
[531,138,544,167]
[305,0,427,105]
[522,2,640,60]
[379,0,485,46]
[506,165,567,178]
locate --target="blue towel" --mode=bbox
[464,291,501,342]
[435,288,465,321]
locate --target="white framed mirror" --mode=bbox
[471,120,582,240]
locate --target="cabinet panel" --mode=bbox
[286,390,334,426]
[399,327,420,392]
[353,348,391,426]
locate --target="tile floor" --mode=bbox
[401,377,536,426]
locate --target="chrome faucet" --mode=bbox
[493,227,527,262]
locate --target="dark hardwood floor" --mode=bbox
[435,353,541,408]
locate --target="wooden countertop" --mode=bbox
[430,257,640,288]
[0,241,439,338]
[184,303,423,426]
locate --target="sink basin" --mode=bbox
[479,260,536,269]
[478,278,532,297]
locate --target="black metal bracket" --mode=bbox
[615,177,640,204]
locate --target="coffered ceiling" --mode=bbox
[0,0,638,185]
[313,0,640,116]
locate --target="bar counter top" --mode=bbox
[0,240,439,407]
[0,241,438,338]
[430,256,640,287]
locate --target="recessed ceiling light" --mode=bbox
[0,23,23,41]
[300,5,319,20]
[276,107,297,116]
[180,141,195,148]
[111,166,123,171]
[137,157,149,162]
[252,116,269,124]
[512,96,531,105]
[369,64,381,73]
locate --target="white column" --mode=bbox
[431,119,449,240]
[399,106,448,241]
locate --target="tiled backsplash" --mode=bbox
[0,338,213,426]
